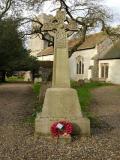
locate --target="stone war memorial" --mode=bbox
[35,10,90,137]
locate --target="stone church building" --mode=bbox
[29,15,120,84]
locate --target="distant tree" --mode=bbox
[0,0,12,20]
[0,18,40,82]
[16,51,40,81]
[0,0,29,21]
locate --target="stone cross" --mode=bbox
[42,10,78,88]
[36,11,90,137]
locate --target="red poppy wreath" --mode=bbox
[50,121,73,137]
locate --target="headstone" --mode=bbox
[35,10,90,136]
[34,77,42,83]
[24,71,32,82]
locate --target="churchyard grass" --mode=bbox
[6,76,24,82]
[24,83,41,124]
[71,81,111,111]
[33,82,41,96]
[32,82,42,116]
[71,81,112,125]
[25,102,42,124]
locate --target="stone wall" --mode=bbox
[91,59,99,81]
[69,48,97,81]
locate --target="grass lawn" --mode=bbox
[71,81,111,112]
[25,82,41,124]
[32,82,41,96]
[6,76,24,82]
[71,81,112,124]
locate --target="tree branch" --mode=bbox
[0,0,12,20]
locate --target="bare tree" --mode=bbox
[1,0,119,45]
[21,0,120,54]
[0,0,12,20]
[0,0,29,21]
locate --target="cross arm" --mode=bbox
[42,22,56,32]
[66,19,78,31]
[42,16,57,32]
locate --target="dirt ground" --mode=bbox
[0,83,120,160]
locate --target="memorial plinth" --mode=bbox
[35,10,90,136]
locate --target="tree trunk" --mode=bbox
[1,71,6,82]
[31,70,35,82]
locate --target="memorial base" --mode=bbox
[35,88,90,136]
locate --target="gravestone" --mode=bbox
[24,71,32,82]
[35,10,90,136]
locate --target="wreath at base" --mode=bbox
[50,121,73,137]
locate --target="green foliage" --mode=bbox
[18,52,40,72]
[25,83,42,124]
[0,18,40,82]
[6,76,24,82]
[25,102,42,124]
[33,82,41,96]
[0,18,24,70]
[71,81,111,112]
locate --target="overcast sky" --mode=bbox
[41,0,120,25]
[106,0,120,14]
[105,0,120,25]
[42,0,120,13]
[106,0,120,8]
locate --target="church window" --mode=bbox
[76,57,84,74]
[101,63,109,79]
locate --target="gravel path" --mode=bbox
[0,84,120,160]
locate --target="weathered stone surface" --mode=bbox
[35,88,90,135]
[35,10,90,136]
[52,48,70,88]
[39,81,51,105]
[42,10,78,88]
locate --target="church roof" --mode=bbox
[37,32,108,57]
[99,40,120,60]
[77,32,107,50]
